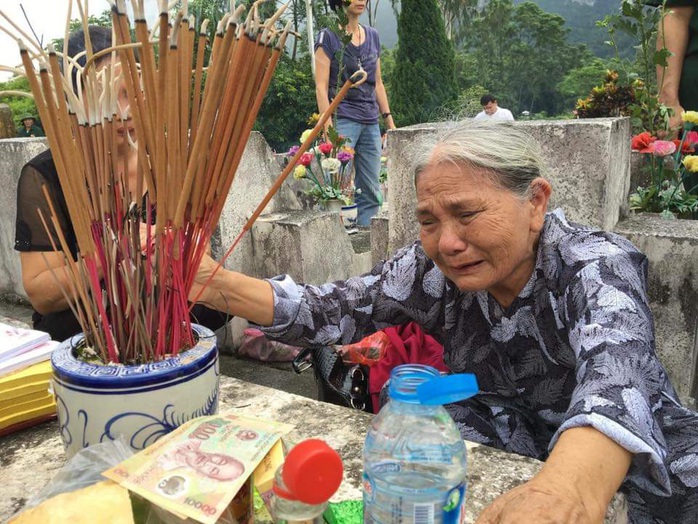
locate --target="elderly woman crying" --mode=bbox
[191,120,698,523]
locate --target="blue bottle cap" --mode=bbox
[416,373,479,405]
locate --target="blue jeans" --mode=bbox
[336,118,382,226]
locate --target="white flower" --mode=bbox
[321,158,341,173]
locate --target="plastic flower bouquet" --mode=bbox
[629,111,698,219]
[289,126,358,206]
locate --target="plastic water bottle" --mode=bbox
[363,364,478,524]
[271,439,344,523]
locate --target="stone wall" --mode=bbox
[615,215,698,403]
[0,138,50,299]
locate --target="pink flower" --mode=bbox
[650,140,677,157]
[298,153,314,167]
[318,142,333,155]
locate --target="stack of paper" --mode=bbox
[0,322,58,435]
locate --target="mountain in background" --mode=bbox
[367,0,630,60]
[511,0,628,59]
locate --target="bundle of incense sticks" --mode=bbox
[0,0,363,364]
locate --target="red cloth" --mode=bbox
[368,322,448,413]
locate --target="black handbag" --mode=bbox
[292,346,373,413]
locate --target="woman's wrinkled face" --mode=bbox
[416,160,549,307]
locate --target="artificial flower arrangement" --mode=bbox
[289,123,358,206]
[629,111,698,219]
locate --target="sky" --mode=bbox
[0,1,160,81]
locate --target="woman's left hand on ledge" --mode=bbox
[474,476,595,524]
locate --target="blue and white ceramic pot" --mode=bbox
[51,324,219,459]
[340,203,358,228]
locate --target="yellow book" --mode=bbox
[0,379,51,402]
[0,400,56,431]
[0,389,53,413]
[0,360,52,390]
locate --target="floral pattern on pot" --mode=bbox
[51,324,219,458]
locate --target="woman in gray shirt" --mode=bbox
[314,0,395,227]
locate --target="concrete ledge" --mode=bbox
[370,208,390,266]
[250,209,372,284]
[615,214,698,405]
[1,376,626,523]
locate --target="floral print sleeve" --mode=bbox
[555,245,675,495]
[260,242,447,347]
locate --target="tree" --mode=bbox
[254,53,317,152]
[438,0,480,45]
[0,76,38,127]
[390,0,457,126]
[465,0,590,116]
[558,58,609,110]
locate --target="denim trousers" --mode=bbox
[335,117,382,226]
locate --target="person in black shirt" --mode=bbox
[14,26,228,341]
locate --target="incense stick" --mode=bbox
[7,0,357,363]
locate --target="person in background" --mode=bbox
[658,1,697,132]
[191,120,698,523]
[474,94,515,122]
[657,1,698,193]
[314,0,395,228]
[14,26,228,342]
[16,114,44,137]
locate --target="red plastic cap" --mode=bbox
[282,439,344,505]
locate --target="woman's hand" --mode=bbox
[667,104,685,138]
[476,427,630,524]
[475,477,594,524]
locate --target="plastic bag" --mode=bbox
[25,436,134,510]
[237,328,302,362]
[336,331,389,366]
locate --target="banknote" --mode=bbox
[103,413,293,524]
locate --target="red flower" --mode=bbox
[318,142,333,155]
[298,153,313,167]
[631,132,656,153]
[673,139,695,154]
[685,131,698,145]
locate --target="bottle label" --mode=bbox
[442,484,465,523]
[363,471,466,524]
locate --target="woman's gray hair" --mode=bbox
[412,120,549,199]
